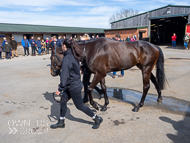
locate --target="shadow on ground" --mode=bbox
[43,91,93,125]
[159,104,190,143]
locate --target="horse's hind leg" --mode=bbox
[133,66,152,112]
[88,72,104,110]
[100,78,109,111]
[150,72,162,103]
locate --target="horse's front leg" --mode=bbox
[88,72,104,110]
[100,78,109,111]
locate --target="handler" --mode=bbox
[50,39,103,129]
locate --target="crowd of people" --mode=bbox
[0,32,189,60]
[0,35,67,60]
[111,34,137,42]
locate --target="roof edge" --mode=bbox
[111,4,190,24]
[104,26,148,31]
[0,23,105,30]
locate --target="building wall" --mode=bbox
[111,6,190,29]
[105,27,148,40]
[34,34,43,41]
[137,27,148,39]
[12,34,23,42]
[43,34,51,40]
[105,29,137,40]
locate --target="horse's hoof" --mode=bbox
[157,97,163,103]
[92,103,99,110]
[132,107,139,112]
[83,98,88,104]
[101,106,107,112]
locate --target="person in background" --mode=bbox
[58,36,61,41]
[127,35,130,41]
[30,36,36,56]
[46,38,50,54]
[21,36,30,56]
[73,35,78,41]
[49,37,53,45]
[2,37,7,49]
[112,34,124,78]
[96,35,99,39]
[69,37,72,40]
[91,35,95,40]
[4,41,12,59]
[0,41,3,60]
[36,37,42,55]
[10,37,18,58]
[184,33,190,50]
[130,35,136,41]
[50,36,62,48]
[41,39,46,55]
[171,33,177,49]
[134,35,137,40]
[2,37,7,58]
[79,36,82,41]
[63,36,66,40]
[60,36,63,43]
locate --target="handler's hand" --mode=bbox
[55,90,60,96]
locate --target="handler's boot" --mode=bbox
[92,115,103,129]
[50,119,65,129]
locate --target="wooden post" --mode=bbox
[148,19,151,43]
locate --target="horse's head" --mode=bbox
[50,45,64,76]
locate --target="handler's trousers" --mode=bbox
[60,87,94,118]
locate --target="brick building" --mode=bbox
[105,5,190,44]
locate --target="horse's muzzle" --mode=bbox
[51,68,60,76]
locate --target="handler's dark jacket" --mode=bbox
[10,40,17,50]
[58,48,83,92]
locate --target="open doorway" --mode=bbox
[23,34,33,40]
[150,15,188,45]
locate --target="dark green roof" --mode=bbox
[104,26,148,31]
[150,13,189,19]
[111,4,190,24]
[0,23,104,34]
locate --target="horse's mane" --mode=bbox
[70,40,84,61]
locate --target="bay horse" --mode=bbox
[50,37,165,112]
[63,37,165,112]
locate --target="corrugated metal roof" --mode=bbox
[0,23,105,33]
[111,4,190,24]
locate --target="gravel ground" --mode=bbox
[0,45,190,143]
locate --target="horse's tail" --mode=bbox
[155,46,165,90]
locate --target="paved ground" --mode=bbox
[0,45,190,143]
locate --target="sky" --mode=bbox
[0,0,190,28]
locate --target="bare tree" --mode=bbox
[109,8,139,23]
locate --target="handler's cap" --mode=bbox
[3,37,6,39]
[11,37,14,39]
